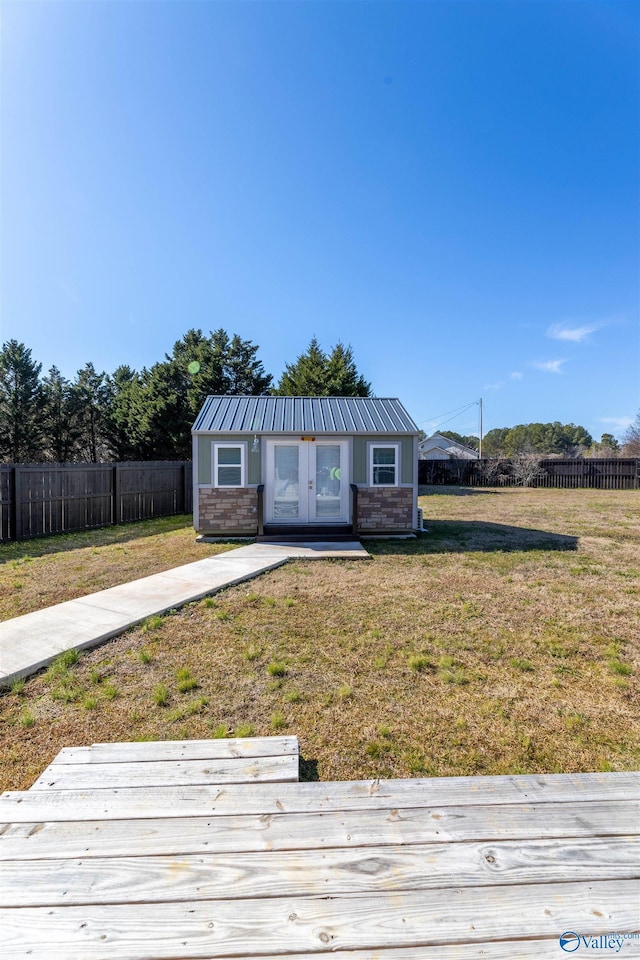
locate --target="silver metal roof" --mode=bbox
[192,396,419,435]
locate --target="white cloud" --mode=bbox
[483,380,504,391]
[509,371,523,380]
[600,416,633,431]
[547,322,602,343]
[531,359,566,374]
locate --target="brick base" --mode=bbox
[198,488,258,536]
[356,486,414,533]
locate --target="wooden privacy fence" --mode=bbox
[419,457,640,489]
[0,462,192,542]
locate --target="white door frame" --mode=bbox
[264,439,350,524]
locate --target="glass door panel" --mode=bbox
[273,445,300,520]
[314,444,342,519]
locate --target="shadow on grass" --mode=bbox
[0,515,208,565]
[418,485,501,497]
[367,520,578,556]
[299,756,320,782]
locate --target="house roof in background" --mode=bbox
[192,396,420,435]
[419,433,479,458]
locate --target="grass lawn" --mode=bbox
[0,515,234,621]
[1,487,638,791]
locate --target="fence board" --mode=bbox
[0,462,192,542]
[418,458,640,489]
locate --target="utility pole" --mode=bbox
[479,398,483,458]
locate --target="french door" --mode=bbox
[265,440,349,524]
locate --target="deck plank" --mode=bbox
[2,837,638,907]
[1,799,637,860]
[1,880,638,959]
[29,754,299,790]
[52,736,298,764]
[5,771,637,820]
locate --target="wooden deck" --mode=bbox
[1,737,638,959]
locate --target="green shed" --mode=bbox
[191,396,420,539]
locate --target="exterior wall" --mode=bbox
[356,486,414,533]
[198,435,261,485]
[198,488,258,536]
[352,435,415,485]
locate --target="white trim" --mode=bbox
[212,442,247,488]
[368,442,400,487]
[264,439,350,524]
[192,432,199,531]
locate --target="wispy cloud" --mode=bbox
[600,416,633,431]
[547,321,603,343]
[483,380,504,392]
[509,371,523,380]
[531,359,566,374]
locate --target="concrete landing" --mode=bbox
[0,541,369,688]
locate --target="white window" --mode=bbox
[213,443,245,487]
[370,443,399,486]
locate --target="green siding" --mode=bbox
[401,436,414,484]
[198,433,415,487]
[197,435,261,485]
[352,435,414,485]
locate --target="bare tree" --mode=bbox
[621,413,640,457]
[510,453,547,487]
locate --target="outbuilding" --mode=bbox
[192,396,420,539]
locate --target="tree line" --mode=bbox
[439,420,639,458]
[0,332,371,463]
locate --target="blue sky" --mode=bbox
[1,0,638,442]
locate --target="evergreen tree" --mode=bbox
[275,338,371,396]
[105,365,147,460]
[0,340,45,462]
[482,422,592,457]
[325,342,371,396]
[137,329,272,459]
[42,366,82,461]
[73,363,110,462]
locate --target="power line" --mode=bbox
[417,400,478,427]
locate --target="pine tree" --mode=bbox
[274,338,371,396]
[0,340,45,462]
[136,329,272,459]
[73,363,110,462]
[41,366,82,461]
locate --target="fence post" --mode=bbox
[180,463,187,514]
[112,464,120,525]
[10,466,20,541]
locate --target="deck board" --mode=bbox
[5,770,637,820]
[2,836,638,907]
[1,739,638,959]
[2,880,638,959]
[52,736,299,764]
[1,799,637,859]
[30,754,299,790]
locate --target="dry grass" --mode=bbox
[1,488,638,790]
[0,515,233,621]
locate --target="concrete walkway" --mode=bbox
[0,541,369,688]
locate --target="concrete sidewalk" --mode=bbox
[0,541,369,688]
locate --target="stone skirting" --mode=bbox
[356,486,415,532]
[198,488,258,536]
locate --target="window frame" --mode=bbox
[368,442,400,487]
[212,441,246,488]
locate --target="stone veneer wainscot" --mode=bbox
[198,488,258,536]
[356,486,414,533]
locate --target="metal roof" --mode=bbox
[192,396,420,435]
